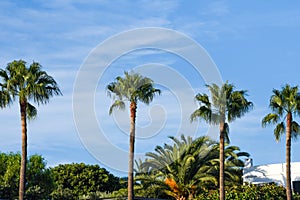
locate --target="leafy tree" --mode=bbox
[262,84,300,200]
[25,155,54,199]
[191,82,253,200]
[0,152,54,200]
[51,163,122,199]
[50,185,75,200]
[0,60,61,200]
[107,71,161,200]
[0,152,20,199]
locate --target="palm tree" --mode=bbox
[144,135,217,200]
[190,82,253,200]
[262,84,300,200]
[138,135,249,199]
[0,60,62,200]
[107,71,160,200]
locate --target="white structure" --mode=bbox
[243,161,300,193]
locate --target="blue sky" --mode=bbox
[1,0,300,176]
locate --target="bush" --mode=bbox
[195,184,300,200]
[51,163,122,198]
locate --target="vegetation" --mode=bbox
[50,163,123,199]
[135,135,249,199]
[0,60,62,200]
[196,183,300,200]
[262,84,300,200]
[1,58,299,200]
[190,82,253,200]
[107,71,161,200]
[0,153,54,200]
[0,153,124,200]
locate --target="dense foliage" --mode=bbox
[196,184,300,200]
[51,163,122,199]
[135,135,249,199]
[0,153,123,200]
[0,152,54,200]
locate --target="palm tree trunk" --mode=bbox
[188,192,193,199]
[128,102,136,200]
[286,112,292,200]
[219,121,225,200]
[19,101,27,200]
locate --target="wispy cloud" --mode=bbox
[1,0,300,173]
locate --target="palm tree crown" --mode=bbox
[262,84,300,140]
[191,82,253,125]
[0,60,61,110]
[107,71,161,113]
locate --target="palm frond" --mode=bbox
[190,106,212,123]
[108,100,125,115]
[262,113,280,127]
[291,121,300,140]
[0,90,11,108]
[26,103,37,120]
[274,122,285,141]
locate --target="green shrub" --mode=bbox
[195,184,298,200]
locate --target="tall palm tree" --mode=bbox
[107,71,160,200]
[0,60,61,200]
[190,82,253,200]
[262,84,300,200]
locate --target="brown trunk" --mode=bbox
[286,112,292,200]
[177,196,186,200]
[19,101,27,200]
[128,101,136,200]
[219,118,225,200]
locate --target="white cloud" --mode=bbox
[1,0,300,173]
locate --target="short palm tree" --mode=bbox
[138,135,249,199]
[107,71,160,200]
[191,82,253,200]
[262,84,300,200]
[144,135,217,200]
[0,60,61,200]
